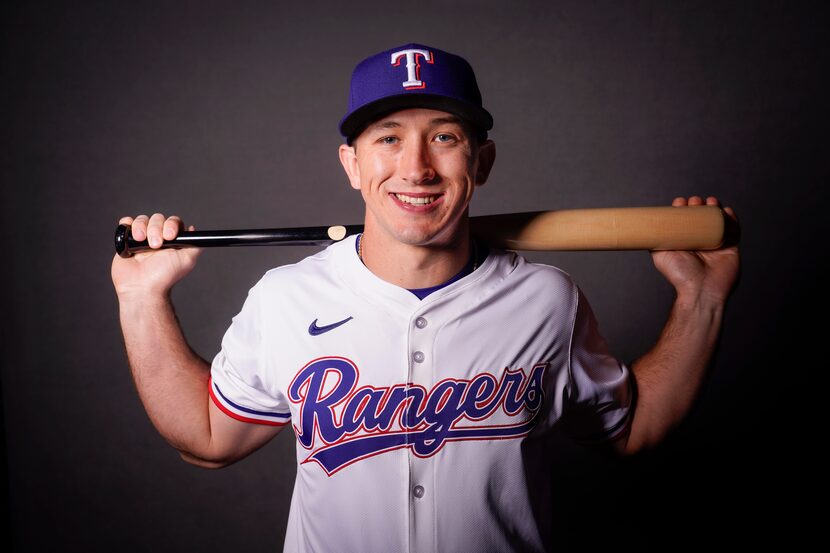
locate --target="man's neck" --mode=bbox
[359,220,472,290]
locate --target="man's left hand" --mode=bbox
[651,196,740,305]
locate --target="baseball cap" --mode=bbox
[339,43,493,144]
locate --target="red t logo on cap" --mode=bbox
[390,48,433,90]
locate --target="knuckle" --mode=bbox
[165,218,182,230]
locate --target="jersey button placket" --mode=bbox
[410,315,428,368]
[408,310,436,553]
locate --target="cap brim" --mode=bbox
[340,93,493,142]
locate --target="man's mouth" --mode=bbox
[393,193,439,206]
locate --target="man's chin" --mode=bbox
[392,230,437,247]
[391,224,464,248]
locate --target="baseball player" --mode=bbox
[112,43,740,552]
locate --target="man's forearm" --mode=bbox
[624,295,725,454]
[118,293,213,457]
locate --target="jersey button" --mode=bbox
[412,351,425,363]
[415,316,428,329]
[413,485,425,498]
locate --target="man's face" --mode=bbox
[339,108,495,248]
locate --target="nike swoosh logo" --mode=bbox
[308,316,353,336]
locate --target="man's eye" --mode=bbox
[435,133,456,143]
[379,136,399,145]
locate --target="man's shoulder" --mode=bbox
[477,249,581,312]
[495,249,577,289]
[254,237,353,293]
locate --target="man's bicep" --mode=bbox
[194,400,287,467]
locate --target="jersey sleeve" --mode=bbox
[209,282,292,426]
[559,288,633,444]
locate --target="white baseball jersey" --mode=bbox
[210,235,632,553]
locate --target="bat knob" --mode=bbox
[115,224,132,258]
[721,210,741,248]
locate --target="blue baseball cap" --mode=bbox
[339,43,493,144]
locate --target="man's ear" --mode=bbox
[474,139,496,186]
[338,143,361,190]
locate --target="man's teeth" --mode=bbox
[395,194,437,205]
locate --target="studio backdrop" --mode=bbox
[1,1,822,551]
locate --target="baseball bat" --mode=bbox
[115,205,732,258]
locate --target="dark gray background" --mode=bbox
[1,1,824,551]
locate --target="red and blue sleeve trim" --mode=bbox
[209,377,291,426]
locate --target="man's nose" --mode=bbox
[398,140,436,185]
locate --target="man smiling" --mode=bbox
[112,43,739,552]
[338,108,495,289]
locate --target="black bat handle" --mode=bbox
[114,224,364,258]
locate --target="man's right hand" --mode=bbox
[111,213,202,299]
[111,213,280,467]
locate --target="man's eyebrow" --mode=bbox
[368,116,464,130]
[368,120,402,131]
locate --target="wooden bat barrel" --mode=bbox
[470,206,728,251]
